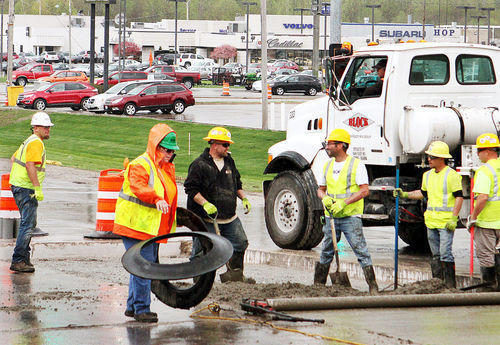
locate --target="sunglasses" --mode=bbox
[427,155,438,160]
[477,148,488,153]
[159,146,175,154]
[219,143,230,148]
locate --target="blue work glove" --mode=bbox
[444,216,458,231]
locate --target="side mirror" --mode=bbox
[140,93,145,97]
[46,89,53,93]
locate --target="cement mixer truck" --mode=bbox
[263,42,500,250]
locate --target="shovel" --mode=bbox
[327,210,351,287]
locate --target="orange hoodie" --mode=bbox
[113,123,178,241]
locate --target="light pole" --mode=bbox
[366,4,381,43]
[457,6,475,43]
[243,2,256,73]
[322,2,329,58]
[470,15,486,44]
[1,0,4,77]
[293,8,309,34]
[186,0,190,20]
[168,0,186,66]
[68,0,72,69]
[480,7,495,45]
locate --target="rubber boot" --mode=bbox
[479,266,496,292]
[495,254,500,292]
[442,261,456,289]
[220,251,255,283]
[313,262,330,285]
[430,258,443,279]
[362,265,379,295]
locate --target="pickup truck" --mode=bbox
[13,63,53,86]
[145,65,201,89]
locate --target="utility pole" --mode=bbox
[457,6,475,43]
[89,3,95,83]
[122,0,126,71]
[322,2,329,58]
[330,0,341,45]
[366,4,381,43]
[169,0,186,66]
[422,0,426,39]
[6,0,14,85]
[261,0,268,130]
[1,0,5,78]
[480,7,495,45]
[68,0,72,69]
[118,0,122,73]
[243,2,257,73]
[470,15,486,44]
[312,0,320,77]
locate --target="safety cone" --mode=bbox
[221,82,230,96]
[267,84,272,99]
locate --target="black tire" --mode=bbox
[70,106,80,111]
[184,62,191,68]
[95,111,105,114]
[149,108,159,113]
[161,108,171,114]
[80,97,90,110]
[124,102,137,116]
[172,100,185,114]
[182,79,193,89]
[307,87,318,96]
[275,87,285,95]
[16,77,27,87]
[33,98,46,110]
[265,170,323,249]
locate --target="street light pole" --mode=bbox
[169,0,186,66]
[1,0,4,78]
[68,0,72,69]
[243,2,256,74]
[480,7,495,45]
[457,6,475,43]
[122,0,126,70]
[322,2,329,58]
[470,15,486,44]
[366,4,381,43]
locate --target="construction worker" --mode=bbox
[315,128,379,294]
[394,141,463,288]
[184,127,251,283]
[9,112,54,273]
[113,123,179,323]
[363,59,386,97]
[466,133,500,291]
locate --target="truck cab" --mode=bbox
[13,63,53,86]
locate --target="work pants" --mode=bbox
[122,236,158,315]
[427,228,454,262]
[11,185,38,264]
[474,226,500,267]
[319,216,373,268]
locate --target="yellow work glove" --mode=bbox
[242,198,251,214]
[34,186,44,201]
[321,195,335,213]
[331,200,346,215]
[393,188,408,199]
[445,216,458,231]
[202,202,217,216]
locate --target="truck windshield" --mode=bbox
[340,56,387,104]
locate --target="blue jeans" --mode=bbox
[11,185,38,264]
[320,216,373,268]
[122,236,158,315]
[427,228,454,262]
[191,217,248,259]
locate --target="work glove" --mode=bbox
[393,188,408,199]
[34,186,44,201]
[242,198,251,214]
[466,215,476,231]
[330,200,346,215]
[321,195,335,213]
[444,216,458,231]
[203,202,217,217]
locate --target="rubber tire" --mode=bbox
[184,62,191,68]
[183,79,193,89]
[173,100,185,114]
[149,108,159,113]
[33,98,46,110]
[124,102,137,116]
[265,170,323,249]
[17,77,27,87]
[70,106,80,111]
[161,108,172,114]
[275,87,285,95]
[95,111,105,114]
[308,87,318,96]
[80,97,90,110]
[397,219,430,251]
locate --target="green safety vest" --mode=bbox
[9,134,46,189]
[323,155,363,218]
[474,159,500,229]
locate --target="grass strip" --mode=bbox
[0,109,284,191]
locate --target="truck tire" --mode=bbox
[265,170,323,249]
[397,219,430,251]
[183,79,193,89]
[16,77,27,87]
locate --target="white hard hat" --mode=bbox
[31,112,54,127]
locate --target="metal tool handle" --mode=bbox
[327,210,341,273]
[207,212,220,235]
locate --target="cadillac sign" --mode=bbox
[257,38,303,49]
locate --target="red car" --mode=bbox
[12,63,53,86]
[95,71,148,86]
[268,60,299,73]
[104,82,195,116]
[17,81,98,111]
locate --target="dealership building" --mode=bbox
[3,13,499,64]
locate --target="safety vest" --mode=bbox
[323,155,363,217]
[9,134,46,189]
[474,159,500,229]
[114,154,165,236]
[423,166,461,229]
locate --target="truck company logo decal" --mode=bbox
[344,114,374,132]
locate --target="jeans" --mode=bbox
[11,185,38,264]
[427,228,454,263]
[191,217,248,259]
[319,216,373,268]
[122,236,158,315]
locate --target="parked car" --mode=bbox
[74,50,97,63]
[268,60,299,73]
[179,53,207,68]
[1,52,19,61]
[95,71,148,86]
[16,81,98,111]
[12,63,53,86]
[104,82,195,116]
[154,53,179,65]
[41,51,60,63]
[145,65,201,89]
[38,70,89,83]
[13,57,32,67]
[72,64,103,78]
[273,68,299,76]
[53,63,70,71]
[223,62,244,74]
[188,65,213,80]
[270,74,322,96]
[251,75,288,92]
[20,52,37,62]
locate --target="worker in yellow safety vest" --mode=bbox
[466,133,500,292]
[394,141,463,288]
[315,129,379,294]
[9,112,54,273]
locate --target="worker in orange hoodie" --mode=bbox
[113,123,179,323]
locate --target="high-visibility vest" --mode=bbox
[114,154,165,236]
[474,159,500,229]
[323,155,363,217]
[9,134,46,189]
[422,166,461,229]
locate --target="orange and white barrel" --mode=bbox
[0,174,19,219]
[221,82,230,96]
[95,169,124,232]
[267,84,272,99]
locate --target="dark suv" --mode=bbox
[271,74,322,96]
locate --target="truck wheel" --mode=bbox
[33,98,46,110]
[184,62,191,68]
[124,102,137,116]
[265,170,323,249]
[173,100,185,114]
[183,79,193,89]
[16,77,27,87]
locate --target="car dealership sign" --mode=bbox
[283,23,314,30]
[256,38,304,49]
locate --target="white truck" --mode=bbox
[263,42,500,250]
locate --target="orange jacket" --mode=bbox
[113,123,178,241]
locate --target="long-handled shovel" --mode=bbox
[327,211,351,287]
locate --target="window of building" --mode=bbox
[409,54,449,85]
[456,54,496,85]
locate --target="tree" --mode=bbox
[210,45,237,62]
[113,41,141,59]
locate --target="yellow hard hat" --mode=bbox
[476,133,500,149]
[367,41,379,46]
[341,42,352,50]
[203,126,234,144]
[424,141,452,158]
[327,129,351,144]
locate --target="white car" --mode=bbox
[41,51,59,63]
[251,75,288,92]
[179,53,208,68]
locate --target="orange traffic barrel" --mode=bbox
[0,174,19,219]
[84,169,123,239]
[221,82,230,96]
[267,84,272,99]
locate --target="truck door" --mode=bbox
[336,55,388,164]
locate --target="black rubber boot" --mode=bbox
[220,251,255,283]
[430,258,443,279]
[495,254,500,292]
[362,265,379,295]
[313,262,330,285]
[442,261,456,289]
[479,266,496,292]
